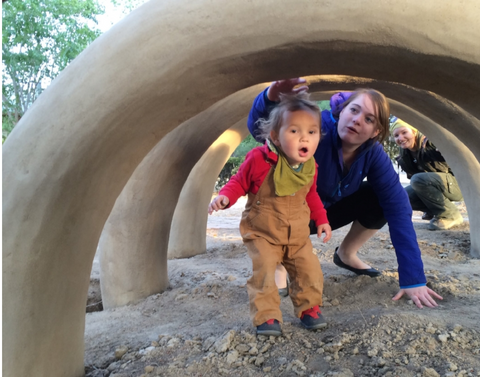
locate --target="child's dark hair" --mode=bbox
[256,92,321,141]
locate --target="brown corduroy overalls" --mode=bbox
[240,168,324,326]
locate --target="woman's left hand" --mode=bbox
[392,286,443,309]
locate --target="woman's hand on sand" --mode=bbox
[267,78,309,102]
[317,223,332,243]
[392,286,443,309]
[208,195,230,214]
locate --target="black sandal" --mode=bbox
[333,248,381,277]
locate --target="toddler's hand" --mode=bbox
[317,223,332,243]
[208,195,230,214]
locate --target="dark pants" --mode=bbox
[309,182,386,234]
[406,172,462,219]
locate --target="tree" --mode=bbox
[2,0,105,140]
[231,134,261,158]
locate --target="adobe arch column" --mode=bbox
[168,119,249,259]
[388,100,480,257]
[99,87,264,309]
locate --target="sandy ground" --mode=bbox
[85,195,479,377]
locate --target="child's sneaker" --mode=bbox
[256,319,282,336]
[300,305,327,330]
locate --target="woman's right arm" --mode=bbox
[247,78,309,142]
[247,88,273,143]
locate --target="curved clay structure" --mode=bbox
[2,0,479,376]
[98,83,261,309]
[167,119,249,260]
[99,78,480,311]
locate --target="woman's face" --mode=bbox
[392,126,416,150]
[337,94,380,149]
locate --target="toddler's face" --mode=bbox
[270,109,321,166]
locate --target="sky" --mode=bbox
[96,1,130,32]
[96,0,147,33]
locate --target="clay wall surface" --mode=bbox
[2,1,479,376]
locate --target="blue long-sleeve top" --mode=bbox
[248,88,427,289]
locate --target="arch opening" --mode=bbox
[3,1,479,375]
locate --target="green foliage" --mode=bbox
[2,0,104,139]
[215,156,244,191]
[215,135,262,191]
[2,115,16,144]
[316,100,331,112]
[231,134,262,158]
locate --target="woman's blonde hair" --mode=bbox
[256,92,321,141]
[340,89,390,143]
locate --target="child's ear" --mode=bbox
[270,130,280,146]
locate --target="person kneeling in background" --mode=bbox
[391,117,464,230]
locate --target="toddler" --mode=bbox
[208,93,331,336]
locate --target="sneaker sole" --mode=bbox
[256,329,282,337]
[301,322,328,330]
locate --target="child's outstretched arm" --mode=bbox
[208,195,230,215]
[317,223,332,243]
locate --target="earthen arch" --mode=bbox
[100,76,480,311]
[98,83,263,308]
[3,1,479,376]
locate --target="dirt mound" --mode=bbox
[84,207,479,376]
